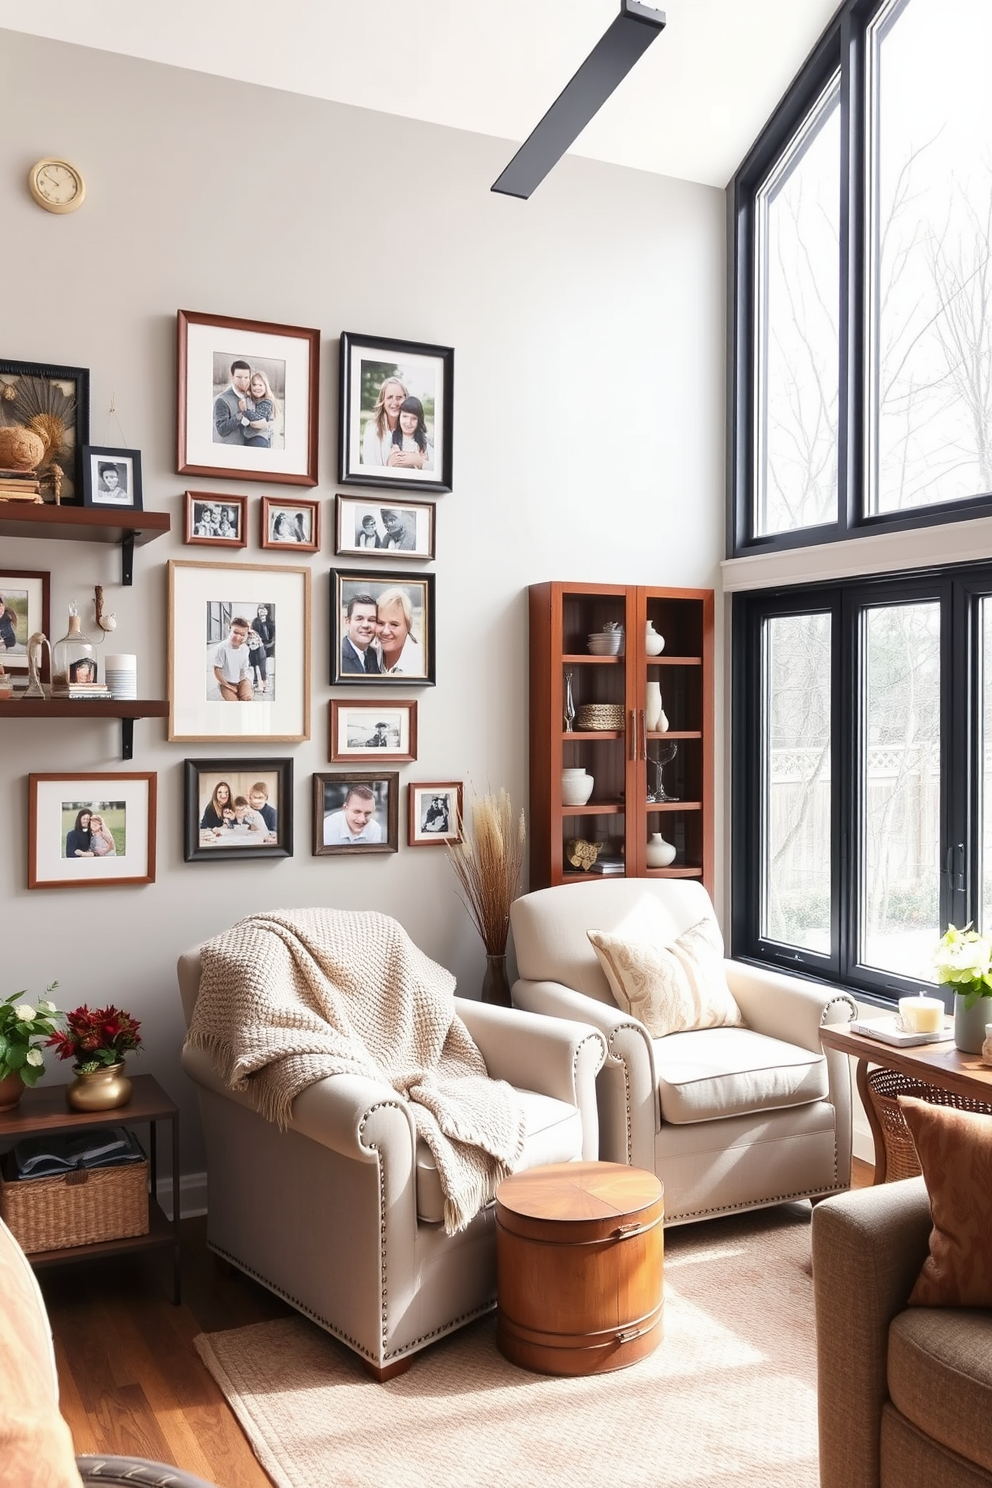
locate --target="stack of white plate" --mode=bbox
[104,653,137,699]
[587,630,623,655]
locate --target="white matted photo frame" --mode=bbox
[184,491,247,548]
[339,331,453,494]
[335,495,435,560]
[261,496,320,553]
[177,309,320,486]
[184,757,293,862]
[28,772,156,889]
[408,781,463,846]
[0,569,50,677]
[328,699,417,762]
[313,771,398,855]
[168,559,311,742]
[81,446,142,510]
[330,569,435,686]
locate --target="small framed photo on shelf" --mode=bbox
[0,359,89,504]
[81,446,142,510]
[177,309,320,486]
[184,757,293,862]
[28,772,156,890]
[184,491,247,547]
[328,699,417,762]
[168,559,311,742]
[339,331,453,494]
[313,771,398,855]
[0,569,50,677]
[330,569,435,686]
[408,782,463,847]
[261,496,320,552]
[335,495,435,560]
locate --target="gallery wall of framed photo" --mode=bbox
[0,26,727,1188]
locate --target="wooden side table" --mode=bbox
[495,1160,663,1376]
[0,1073,181,1302]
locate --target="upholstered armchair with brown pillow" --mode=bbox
[510,879,856,1223]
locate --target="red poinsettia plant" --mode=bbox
[47,1004,142,1074]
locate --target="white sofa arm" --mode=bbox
[457,997,607,1160]
[724,961,857,1052]
[511,977,658,1167]
[182,1044,416,1166]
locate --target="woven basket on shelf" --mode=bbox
[865,1067,992,1182]
[0,1157,148,1254]
[575,703,625,731]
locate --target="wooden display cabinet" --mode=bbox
[528,581,714,890]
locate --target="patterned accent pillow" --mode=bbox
[587,916,744,1038]
[899,1094,992,1307]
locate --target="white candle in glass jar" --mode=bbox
[898,994,944,1034]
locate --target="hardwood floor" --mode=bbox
[41,1160,877,1487]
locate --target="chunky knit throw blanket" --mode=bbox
[184,909,525,1234]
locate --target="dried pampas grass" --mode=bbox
[447,789,525,956]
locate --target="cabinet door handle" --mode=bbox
[639,709,647,760]
[629,710,637,760]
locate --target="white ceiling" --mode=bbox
[0,0,839,188]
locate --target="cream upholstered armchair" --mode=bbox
[509,879,856,1224]
[177,943,606,1380]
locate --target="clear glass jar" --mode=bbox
[52,603,97,691]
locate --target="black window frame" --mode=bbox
[731,0,992,560]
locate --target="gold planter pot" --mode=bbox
[65,1062,133,1112]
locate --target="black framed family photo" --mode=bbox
[177,310,320,486]
[81,446,142,510]
[338,332,453,494]
[184,758,293,862]
[330,569,435,686]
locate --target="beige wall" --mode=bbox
[0,30,727,1182]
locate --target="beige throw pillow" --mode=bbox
[587,915,743,1037]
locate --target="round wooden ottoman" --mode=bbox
[495,1160,664,1376]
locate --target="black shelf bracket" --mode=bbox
[121,533,135,586]
[121,718,134,760]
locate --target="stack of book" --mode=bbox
[588,856,625,875]
[0,468,42,502]
[49,680,113,700]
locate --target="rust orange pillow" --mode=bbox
[898,1094,992,1307]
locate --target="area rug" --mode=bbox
[194,1204,818,1488]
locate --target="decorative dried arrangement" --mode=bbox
[447,789,526,1006]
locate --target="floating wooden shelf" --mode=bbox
[0,698,169,759]
[0,504,171,583]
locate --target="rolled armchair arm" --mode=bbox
[457,997,607,1160]
[724,961,857,1052]
[811,1178,932,1488]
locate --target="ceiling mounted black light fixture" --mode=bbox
[491,0,667,200]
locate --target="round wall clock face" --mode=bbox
[28,158,86,213]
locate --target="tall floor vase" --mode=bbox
[482,954,512,1008]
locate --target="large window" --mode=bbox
[733,0,992,554]
[732,567,992,1004]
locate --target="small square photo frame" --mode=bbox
[261,497,320,552]
[331,569,435,686]
[29,772,156,889]
[313,772,398,855]
[184,492,247,547]
[329,699,417,762]
[408,782,463,846]
[335,495,436,560]
[177,309,319,486]
[81,446,142,510]
[0,569,50,677]
[339,332,453,494]
[184,757,293,861]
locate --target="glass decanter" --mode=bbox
[52,602,98,691]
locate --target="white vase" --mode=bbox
[645,831,676,867]
[645,682,662,732]
[645,623,665,656]
[561,768,594,806]
[953,993,990,1054]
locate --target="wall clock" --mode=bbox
[28,158,86,214]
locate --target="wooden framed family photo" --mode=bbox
[0,569,50,677]
[0,359,89,504]
[328,699,417,763]
[408,781,463,847]
[177,310,320,486]
[184,492,248,548]
[28,772,156,890]
[334,495,435,560]
[330,569,435,686]
[312,771,398,855]
[261,496,320,552]
[338,332,453,494]
[81,446,142,510]
[184,757,293,862]
[168,559,311,742]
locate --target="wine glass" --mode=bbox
[646,741,679,802]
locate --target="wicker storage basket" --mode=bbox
[865,1067,992,1182]
[0,1156,148,1254]
[575,703,625,731]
